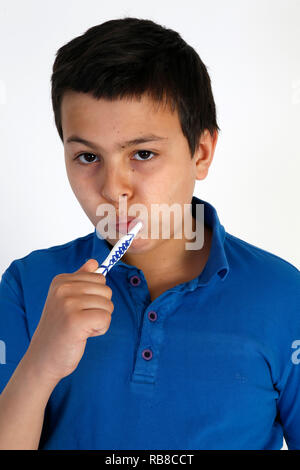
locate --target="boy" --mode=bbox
[0,17,299,450]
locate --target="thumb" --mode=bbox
[77,258,99,273]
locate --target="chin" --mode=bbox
[117,234,155,252]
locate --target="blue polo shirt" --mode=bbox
[0,196,300,450]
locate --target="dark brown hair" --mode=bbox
[51,17,220,157]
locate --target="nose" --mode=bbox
[100,160,133,203]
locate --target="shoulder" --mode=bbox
[0,232,96,336]
[2,231,95,289]
[224,231,299,286]
[223,232,300,370]
[223,231,299,325]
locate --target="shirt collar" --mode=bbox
[91,196,229,288]
[191,195,229,286]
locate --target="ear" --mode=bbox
[194,129,218,181]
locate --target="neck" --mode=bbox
[121,213,209,279]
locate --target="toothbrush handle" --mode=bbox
[94,221,143,276]
[94,233,134,276]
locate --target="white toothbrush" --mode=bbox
[94,220,143,276]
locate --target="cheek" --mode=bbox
[65,162,93,190]
[65,162,79,189]
[66,171,96,202]
[66,171,82,195]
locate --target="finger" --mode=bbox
[66,271,106,284]
[59,281,112,299]
[71,294,114,314]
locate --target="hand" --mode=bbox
[24,259,114,384]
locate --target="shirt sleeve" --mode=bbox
[0,262,31,394]
[276,354,300,450]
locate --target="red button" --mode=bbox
[142,349,153,360]
[148,311,157,322]
[130,275,141,286]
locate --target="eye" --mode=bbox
[74,149,158,165]
[74,153,100,165]
[132,150,157,161]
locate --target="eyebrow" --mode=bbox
[65,134,168,151]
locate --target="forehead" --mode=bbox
[60,90,182,142]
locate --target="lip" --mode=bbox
[116,216,136,225]
[115,217,142,234]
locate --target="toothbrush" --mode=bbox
[94,220,143,276]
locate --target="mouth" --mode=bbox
[115,217,142,235]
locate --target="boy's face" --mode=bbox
[61,90,217,253]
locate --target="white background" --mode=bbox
[0,0,300,449]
